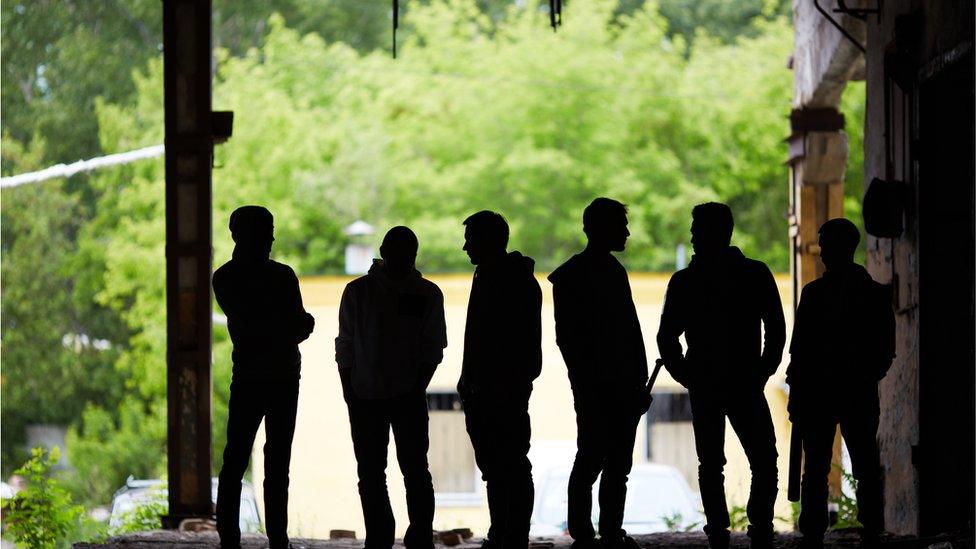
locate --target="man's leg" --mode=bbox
[597,407,640,543]
[689,389,731,549]
[568,398,605,543]
[500,396,533,549]
[465,396,505,545]
[391,391,435,549]
[348,396,396,549]
[263,378,301,549]
[727,389,779,548]
[840,404,884,541]
[797,417,837,545]
[217,381,265,549]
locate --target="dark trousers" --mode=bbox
[347,390,435,549]
[217,377,299,549]
[689,385,778,542]
[464,393,534,549]
[567,395,641,542]
[798,401,884,539]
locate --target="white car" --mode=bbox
[109,477,261,533]
[530,463,704,537]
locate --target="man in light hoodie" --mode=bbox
[458,210,542,549]
[336,226,447,549]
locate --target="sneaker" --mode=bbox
[747,526,774,549]
[859,533,882,549]
[602,535,641,549]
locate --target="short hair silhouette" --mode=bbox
[463,210,509,250]
[229,205,273,243]
[818,218,860,259]
[380,225,419,257]
[583,197,627,234]
[692,202,734,245]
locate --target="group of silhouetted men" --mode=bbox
[213,200,894,549]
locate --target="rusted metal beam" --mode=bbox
[162,0,214,528]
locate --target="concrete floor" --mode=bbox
[73,530,969,549]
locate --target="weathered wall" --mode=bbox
[863,0,975,536]
[792,0,866,108]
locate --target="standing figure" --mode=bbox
[214,205,315,549]
[656,202,786,549]
[336,226,447,549]
[788,218,894,549]
[548,198,649,549]
[458,210,543,549]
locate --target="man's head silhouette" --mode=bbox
[583,197,629,253]
[463,210,508,266]
[818,218,859,271]
[690,202,734,257]
[379,226,419,279]
[229,205,274,261]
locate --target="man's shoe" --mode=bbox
[571,538,601,549]
[601,535,641,549]
[859,532,882,549]
[747,526,774,549]
[797,535,824,549]
[706,531,730,549]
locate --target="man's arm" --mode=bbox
[418,286,448,389]
[551,281,591,384]
[525,276,544,383]
[759,265,786,377]
[286,267,315,343]
[874,283,896,381]
[656,276,690,386]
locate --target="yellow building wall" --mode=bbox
[249,273,795,539]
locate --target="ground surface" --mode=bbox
[73,530,972,549]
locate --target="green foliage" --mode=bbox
[660,510,701,532]
[108,489,167,536]
[4,448,84,549]
[830,466,862,530]
[728,504,750,532]
[0,0,868,515]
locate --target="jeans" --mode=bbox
[347,390,435,549]
[798,395,884,539]
[567,392,642,542]
[217,377,299,549]
[689,384,778,542]
[464,391,534,549]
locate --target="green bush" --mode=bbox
[4,448,84,548]
[108,489,167,536]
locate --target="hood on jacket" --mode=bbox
[478,251,535,277]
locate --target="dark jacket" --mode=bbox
[213,254,315,380]
[336,260,447,399]
[657,246,786,389]
[459,251,543,398]
[548,250,648,394]
[787,263,895,397]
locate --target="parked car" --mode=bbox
[530,463,704,537]
[109,477,261,533]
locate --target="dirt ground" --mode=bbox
[73,529,972,549]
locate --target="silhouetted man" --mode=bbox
[787,218,894,549]
[548,198,648,549]
[657,202,785,549]
[336,226,447,549]
[213,205,315,549]
[458,210,542,549]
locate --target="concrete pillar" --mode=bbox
[162,0,215,527]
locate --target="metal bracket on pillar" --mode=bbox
[162,0,215,529]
